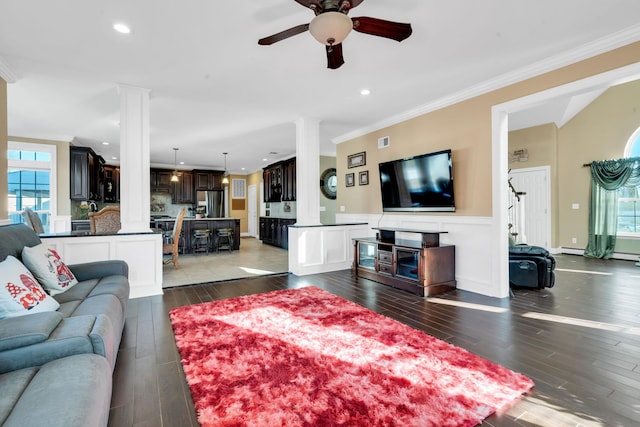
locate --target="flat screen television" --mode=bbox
[378,149,455,212]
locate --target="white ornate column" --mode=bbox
[118,85,151,233]
[295,118,321,226]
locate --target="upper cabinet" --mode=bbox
[70,146,104,201]
[150,168,173,193]
[263,158,295,202]
[281,158,296,202]
[172,171,195,204]
[194,170,224,191]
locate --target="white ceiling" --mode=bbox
[2,0,640,174]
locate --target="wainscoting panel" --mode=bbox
[41,233,164,299]
[337,214,501,298]
[288,224,370,276]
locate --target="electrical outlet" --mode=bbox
[572,237,577,244]
[340,205,346,212]
[572,203,579,209]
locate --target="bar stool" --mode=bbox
[215,228,234,252]
[192,229,211,255]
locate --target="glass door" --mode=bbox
[395,248,420,281]
[357,242,376,270]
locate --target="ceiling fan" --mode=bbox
[258,0,412,69]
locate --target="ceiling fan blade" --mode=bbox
[258,23,310,45]
[352,16,412,42]
[326,43,345,69]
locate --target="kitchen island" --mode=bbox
[153,217,241,252]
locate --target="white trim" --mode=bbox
[7,141,58,219]
[624,124,640,157]
[333,24,640,145]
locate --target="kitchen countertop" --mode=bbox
[153,217,239,221]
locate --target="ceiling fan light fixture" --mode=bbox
[309,11,353,46]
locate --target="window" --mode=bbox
[7,142,57,232]
[618,129,640,236]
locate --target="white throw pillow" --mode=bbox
[21,244,79,296]
[0,256,60,319]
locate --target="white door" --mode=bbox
[509,166,551,248]
[248,184,257,237]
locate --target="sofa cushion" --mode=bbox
[0,316,96,374]
[0,311,62,352]
[0,354,112,427]
[54,276,129,319]
[0,256,60,319]
[21,244,78,295]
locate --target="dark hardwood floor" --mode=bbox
[108,254,640,427]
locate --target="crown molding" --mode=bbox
[0,56,17,83]
[333,23,640,145]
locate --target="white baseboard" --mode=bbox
[560,247,640,261]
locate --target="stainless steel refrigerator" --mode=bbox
[198,191,224,218]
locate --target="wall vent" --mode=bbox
[378,136,390,149]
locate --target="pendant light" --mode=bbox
[222,152,230,185]
[171,148,179,182]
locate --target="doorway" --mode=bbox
[509,166,551,248]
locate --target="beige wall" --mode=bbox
[228,174,249,233]
[9,136,72,216]
[336,42,640,227]
[557,79,640,252]
[0,79,7,220]
[508,123,559,246]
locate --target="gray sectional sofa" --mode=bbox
[0,223,130,427]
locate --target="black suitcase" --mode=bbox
[509,245,556,289]
[509,260,539,288]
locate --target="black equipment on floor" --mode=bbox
[509,245,556,289]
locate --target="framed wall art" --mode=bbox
[345,173,355,187]
[359,170,369,185]
[347,152,366,168]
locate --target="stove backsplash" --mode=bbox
[151,193,191,217]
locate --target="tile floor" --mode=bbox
[161,236,289,288]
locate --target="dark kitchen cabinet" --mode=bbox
[281,158,296,202]
[194,170,224,191]
[172,171,195,204]
[150,168,173,193]
[102,165,120,203]
[70,146,104,201]
[259,217,295,249]
[263,158,295,203]
[263,164,283,202]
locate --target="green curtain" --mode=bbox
[584,157,640,258]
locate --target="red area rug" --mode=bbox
[170,287,533,427]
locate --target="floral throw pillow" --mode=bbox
[21,244,79,296]
[0,256,60,319]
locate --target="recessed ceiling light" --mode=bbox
[113,23,131,34]
[102,141,110,145]
[360,89,371,96]
[179,161,184,165]
[263,158,268,162]
[111,157,118,160]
